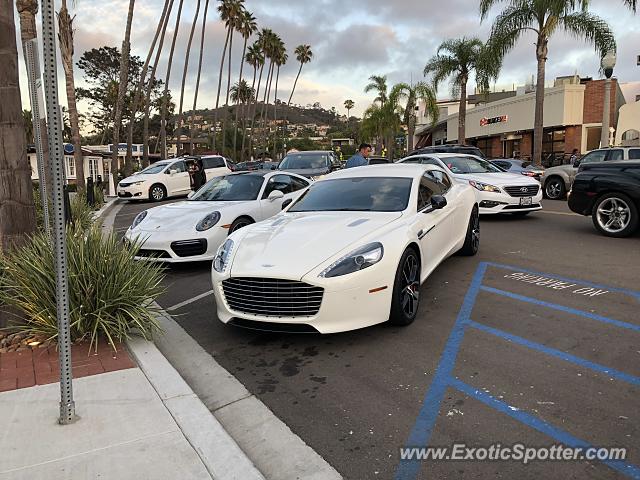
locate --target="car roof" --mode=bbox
[322,163,443,180]
[403,152,478,159]
[284,150,332,155]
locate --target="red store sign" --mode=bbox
[480,115,508,126]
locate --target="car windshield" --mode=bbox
[288,177,412,212]
[190,174,264,201]
[139,162,169,174]
[279,153,329,170]
[444,156,502,174]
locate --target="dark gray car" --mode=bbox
[277,151,339,179]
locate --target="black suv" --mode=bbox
[568,161,640,237]
[409,144,486,159]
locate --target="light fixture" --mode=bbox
[601,51,616,79]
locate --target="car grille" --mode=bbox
[222,277,324,317]
[137,249,170,258]
[503,185,540,197]
[170,239,208,257]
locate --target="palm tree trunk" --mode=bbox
[159,0,184,160]
[176,0,200,157]
[408,116,415,153]
[458,76,467,145]
[234,36,248,157]
[248,61,265,157]
[110,0,135,192]
[533,37,548,164]
[287,62,303,107]
[1,0,36,251]
[261,61,274,152]
[221,30,234,155]
[272,65,280,155]
[189,0,209,155]
[213,27,231,151]
[241,66,257,161]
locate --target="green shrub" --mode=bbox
[0,224,165,351]
[70,193,96,231]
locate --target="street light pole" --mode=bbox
[600,51,616,148]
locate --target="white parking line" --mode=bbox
[166,290,214,312]
[538,210,580,217]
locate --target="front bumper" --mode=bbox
[125,227,228,263]
[475,189,543,214]
[117,183,147,200]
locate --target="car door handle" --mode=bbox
[417,225,435,240]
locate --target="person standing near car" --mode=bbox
[189,159,206,191]
[569,148,580,165]
[345,143,372,168]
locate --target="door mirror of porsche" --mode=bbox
[268,190,285,202]
[282,198,293,210]
[431,195,447,210]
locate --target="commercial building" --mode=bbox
[414,76,629,165]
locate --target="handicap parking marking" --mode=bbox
[395,262,640,480]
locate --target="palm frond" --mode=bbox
[561,11,616,57]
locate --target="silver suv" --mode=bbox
[541,147,640,199]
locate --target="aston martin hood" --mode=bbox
[229,211,402,279]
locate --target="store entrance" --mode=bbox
[502,139,520,158]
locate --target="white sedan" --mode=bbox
[211,164,479,334]
[398,153,543,215]
[124,171,311,262]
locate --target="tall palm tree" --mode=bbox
[480,0,617,163]
[258,33,277,151]
[242,42,263,160]
[344,99,355,120]
[392,82,439,153]
[221,4,245,154]
[423,37,499,146]
[159,0,185,159]
[1,0,36,250]
[364,75,388,106]
[230,79,254,104]
[287,44,312,107]
[233,10,257,156]
[247,29,272,156]
[361,91,403,160]
[109,0,135,190]
[213,0,244,151]
[271,45,287,155]
[189,0,210,155]
[15,0,51,193]
[176,0,201,157]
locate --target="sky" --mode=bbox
[14,0,640,132]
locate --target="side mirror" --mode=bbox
[169,169,178,176]
[187,191,195,199]
[282,198,293,210]
[268,190,285,202]
[430,195,447,210]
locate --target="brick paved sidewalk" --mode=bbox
[0,341,135,392]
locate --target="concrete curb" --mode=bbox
[127,335,265,480]
[92,196,120,224]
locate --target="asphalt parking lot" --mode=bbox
[114,199,640,480]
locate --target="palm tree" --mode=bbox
[361,93,402,160]
[159,0,185,159]
[423,37,499,146]
[271,45,287,155]
[364,75,388,106]
[176,0,201,157]
[287,44,312,107]
[189,0,210,155]
[108,0,135,190]
[247,29,273,156]
[230,79,255,104]
[259,33,278,151]
[213,0,244,151]
[221,4,246,154]
[242,42,263,160]
[344,99,355,120]
[393,82,439,153]
[1,0,36,250]
[480,0,617,163]
[233,10,257,156]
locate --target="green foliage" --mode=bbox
[0,225,165,351]
[70,193,95,231]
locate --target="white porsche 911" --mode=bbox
[211,164,479,333]
[124,171,311,262]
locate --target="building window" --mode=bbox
[66,157,75,178]
[586,127,602,151]
[474,138,492,158]
[542,128,566,167]
[88,157,98,180]
[103,159,111,180]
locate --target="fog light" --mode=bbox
[479,200,501,208]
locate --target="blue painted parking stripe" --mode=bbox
[394,262,487,480]
[481,286,640,333]
[450,378,640,479]
[468,320,640,386]
[485,262,640,299]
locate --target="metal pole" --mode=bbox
[24,39,51,241]
[601,77,612,148]
[40,0,76,424]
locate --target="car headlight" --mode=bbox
[196,211,221,231]
[213,238,234,273]
[469,180,501,193]
[131,211,147,229]
[319,242,384,278]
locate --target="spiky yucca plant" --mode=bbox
[0,224,165,351]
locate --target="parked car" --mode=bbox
[277,150,339,179]
[258,161,280,170]
[568,161,640,237]
[490,159,545,180]
[409,144,486,159]
[367,156,392,165]
[235,160,261,171]
[541,147,640,200]
[211,164,479,333]
[398,153,542,215]
[117,155,232,201]
[124,171,311,262]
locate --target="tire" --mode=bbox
[458,205,480,256]
[544,177,566,200]
[229,216,254,234]
[149,184,167,202]
[591,193,639,238]
[388,247,421,326]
